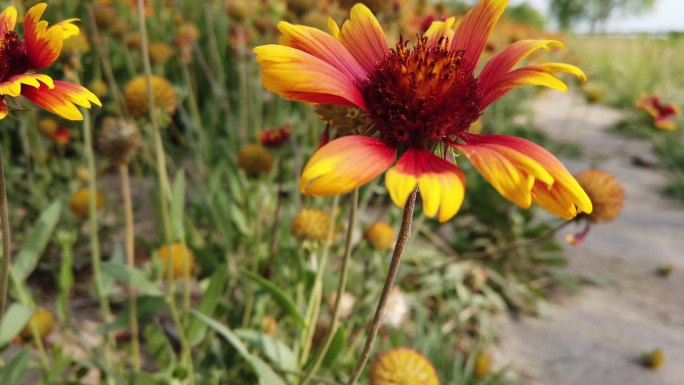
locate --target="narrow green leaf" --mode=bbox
[188,265,229,346]
[12,202,62,281]
[0,348,29,385]
[235,329,297,371]
[102,261,162,296]
[240,269,305,326]
[0,304,32,348]
[192,311,287,385]
[321,326,346,368]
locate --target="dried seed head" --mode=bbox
[97,116,142,165]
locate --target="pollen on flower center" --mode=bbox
[0,31,29,82]
[361,35,482,147]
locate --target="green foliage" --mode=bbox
[551,0,657,31]
[505,2,546,30]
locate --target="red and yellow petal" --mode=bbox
[454,134,592,219]
[24,3,65,70]
[338,4,389,74]
[0,74,54,97]
[254,44,366,109]
[0,100,8,120]
[479,40,563,93]
[277,22,366,82]
[21,80,101,121]
[424,17,456,48]
[300,136,396,196]
[0,6,17,35]
[480,62,586,107]
[451,0,509,70]
[54,18,80,39]
[385,149,466,222]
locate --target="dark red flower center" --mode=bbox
[0,31,29,82]
[361,35,482,148]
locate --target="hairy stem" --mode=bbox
[119,165,141,370]
[0,146,10,322]
[346,189,417,385]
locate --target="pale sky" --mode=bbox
[509,0,684,33]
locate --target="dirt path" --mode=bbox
[494,91,684,385]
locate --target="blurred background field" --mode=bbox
[0,0,682,385]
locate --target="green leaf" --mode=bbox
[230,204,250,235]
[12,202,62,282]
[235,329,297,371]
[240,269,305,327]
[102,296,166,333]
[0,348,29,385]
[192,311,287,385]
[171,170,186,239]
[321,326,346,368]
[188,265,229,346]
[144,323,175,369]
[0,304,32,348]
[102,261,162,296]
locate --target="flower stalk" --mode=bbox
[346,189,417,385]
[119,164,141,370]
[0,146,11,323]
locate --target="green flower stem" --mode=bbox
[136,2,195,384]
[298,195,340,368]
[0,146,11,323]
[82,111,117,363]
[300,189,359,385]
[119,165,141,371]
[346,189,418,385]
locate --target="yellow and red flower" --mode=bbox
[0,3,101,120]
[636,94,679,131]
[254,0,592,222]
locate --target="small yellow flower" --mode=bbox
[17,307,55,343]
[581,82,604,104]
[473,353,492,379]
[291,208,331,241]
[237,144,274,175]
[69,189,105,218]
[124,75,177,118]
[88,79,108,98]
[97,117,143,165]
[370,348,440,385]
[93,4,118,31]
[575,169,624,223]
[156,243,196,279]
[365,222,395,250]
[175,23,200,47]
[227,0,251,22]
[38,118,59,138]
[261,316,278,336]
[126,34,142,50]
[148,42,174,65]
[75,166,91,183]
[641,348,665,369]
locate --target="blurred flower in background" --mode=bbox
[370,348,440,385]
[636,93,679,131]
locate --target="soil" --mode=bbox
[494,91,684,385]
